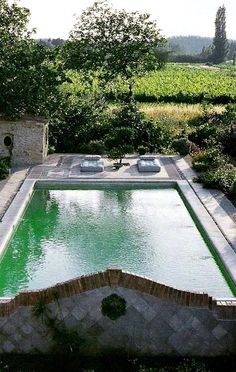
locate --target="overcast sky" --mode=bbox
[18,0,236,40]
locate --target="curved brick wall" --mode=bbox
[0,269,235,319]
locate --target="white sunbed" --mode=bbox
[137,155,161,172]
[80,155,104,172]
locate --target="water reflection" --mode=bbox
[0,188,233,298]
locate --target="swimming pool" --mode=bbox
[0,185,234,298]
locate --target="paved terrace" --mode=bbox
[27,154,181,180]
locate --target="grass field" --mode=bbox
[140,102,224,121]
[139,102,225,135]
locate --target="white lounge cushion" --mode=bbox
[80,158,104,172]
[137,158,161,172]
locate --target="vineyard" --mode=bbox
[131,64,236,104]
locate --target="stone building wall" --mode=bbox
[0,119,48,165]
[0,269,236,355]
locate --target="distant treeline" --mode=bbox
[168,35,236,60]
[37,38,65,47]
[39,36,214,53]
[168,36,213,55]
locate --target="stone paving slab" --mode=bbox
[0,167,29,221]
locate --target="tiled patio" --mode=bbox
[27,154,182,180]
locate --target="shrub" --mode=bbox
[50,93,110,153]
[230,180,236,196]
[172,137,191,155]
[192,147,223,171]
[137,145,147,155]
[87,140,106,155]
[0,158,10,180]
[196,163,236,194]
[189,123,221,148]
[101,294,126,320]
[149,120,174,152]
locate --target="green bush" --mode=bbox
[50,94,110,153]
[230,180,236,196]
[172,137,191,155]
[149,120,174,152]
[189,123,221,148]
[137,145,147,155]
[87,140,106,154]
[0,158,10,180]
[196,163,236,195]
[101,294,126,320]
[192,147,223,171]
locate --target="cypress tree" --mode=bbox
[212,5,229,64]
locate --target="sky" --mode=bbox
[18,0,236,40]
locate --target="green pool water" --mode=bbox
[0,186,233,298]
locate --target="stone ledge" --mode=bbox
[0,269,235,320]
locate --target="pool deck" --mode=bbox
[0,154,236,302]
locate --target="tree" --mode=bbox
[212,5,228,64]
[105,127,134,165]
[0,0,62,118]
[63,0,166,98]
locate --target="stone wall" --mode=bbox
[0,119,48,165]
[0,269,236,355]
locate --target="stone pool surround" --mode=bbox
[0,176,236,355]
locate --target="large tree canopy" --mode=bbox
[0,0,62,118]
[64,0,166,91]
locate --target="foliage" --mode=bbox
[110,101,153,149]
[169,54,207,64]
[192,147,223,171]
[196,162,236,195]
[101,293,126,320]
[212,5,229,64]
[191,103,236,199]
[50,93,110,153]
[189,104,236,154]
[172,137,191,155]
[149,120,174,153]
[32,296,84,354]
[138,145,147,155]
[32,296,49,319]
[0,0,62,118]
[64,0,166,97]
[228,41,236,60]
[189,122,222,148]
[106,127,134,163]
[133,65,236,104]
[0,157,10,180]
[86,140,106,155]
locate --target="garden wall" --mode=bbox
[0,269,236,355]
[0,119,48,165]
